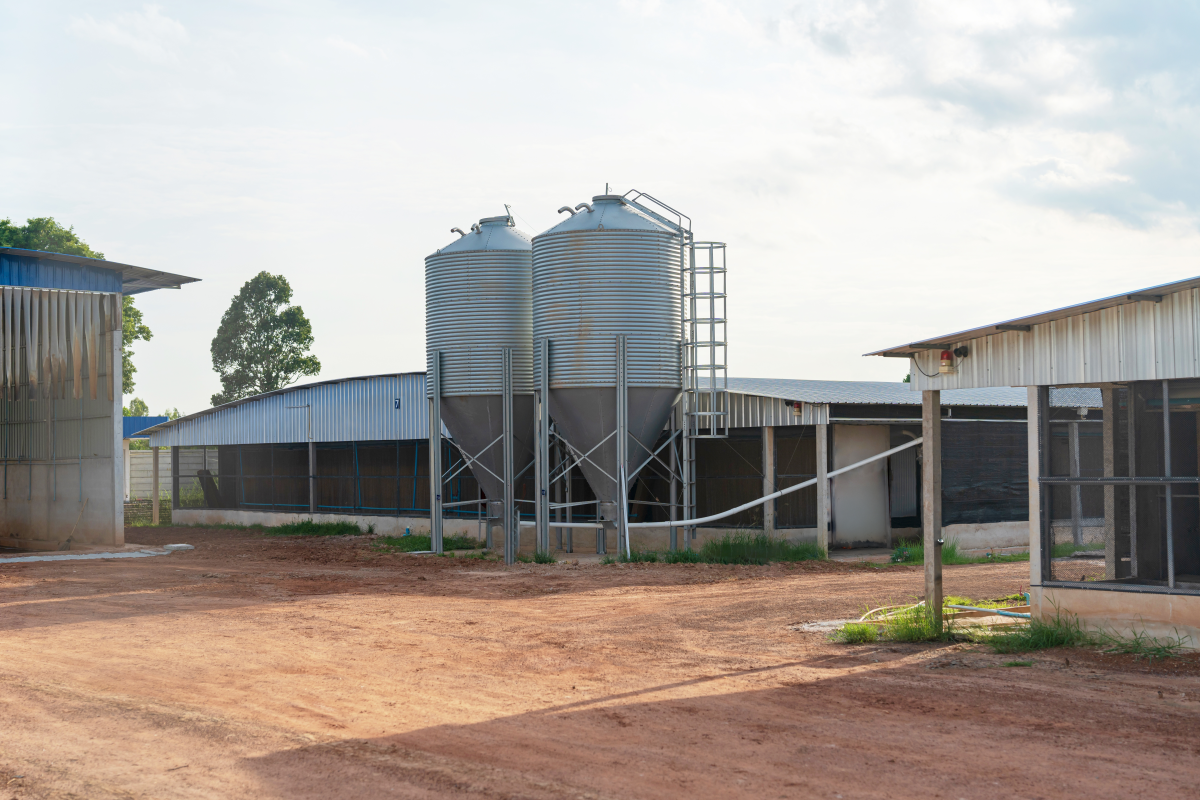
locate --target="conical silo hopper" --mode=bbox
[532,195,682,538]
[426,215,534,541]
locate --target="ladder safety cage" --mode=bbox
[684,242,728,440]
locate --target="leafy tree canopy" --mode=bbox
[163,407,182,420]
[0,216,150,394]
[210,271,320,406]
[123,398,149,417]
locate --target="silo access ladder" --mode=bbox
[683,241,729,440]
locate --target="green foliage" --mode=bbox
[515,553,534,563]
[210,271,321,406]
[375,533,480,552]
[0,217,151,394]
[264,519,366,536]
[660,548,703,564]
[1003,660,1034,667]
[1095,628,1191,660]
[122,295,152,394]
[533,550,557,564]
[123,398,150,417]
[163,407,182,420]
[600,555,616,565]
[618,550,659,563]
[0,216,104,258]
[698,532,825,565]
[829,623,879,644]
[880,603,950,642]
[972,610,1093,653]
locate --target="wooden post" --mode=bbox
[921,390,943,629]
[151,446,160,525]
[762,425,775,536]
[816,422,830,553]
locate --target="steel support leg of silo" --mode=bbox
[535,338,550,556]
[762,425,775,537]
[429,350,443,555]
[921,389,943,630]
[502,347,516,565]
[616,334,629,558]
[1102,388,1117,580]
[669,410,678,551]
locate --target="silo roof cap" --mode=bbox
[535,194,678,238]
[428,214,531,257]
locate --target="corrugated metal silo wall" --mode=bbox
[150,374,431,447]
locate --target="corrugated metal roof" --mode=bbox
[867,273,1200,356]
[719,378,1100,408]
[123,416,169,439]
[0,247,199,296]
[144,373,445,447]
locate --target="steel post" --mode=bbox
[429,351,443,554]
[535,339,550,556]
[151,446,160,525]
[308,440,316,514]
[616,334,629,557]
[816,422,830,553]
[502,347,515,565]
[762,425,775,536]
[1164,379,1174,588]
[669,410,678,551]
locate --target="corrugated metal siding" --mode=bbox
[0,254,123,293]
[699,391,828,427]
[911,288,1200,391]
[149,374,438,447]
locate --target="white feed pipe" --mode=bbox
[518,436,923,532]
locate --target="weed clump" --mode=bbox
[830,623,878,644]
[265,519,367,537]
[533,550,557,564]
[618,533,824,565]
[374,533,481,552]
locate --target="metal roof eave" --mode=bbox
[865,274,1200,357]
[136,372,427,437]
[0,247,200,296]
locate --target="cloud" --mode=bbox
[69,4,188,64]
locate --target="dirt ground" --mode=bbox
[1,528,1198,800]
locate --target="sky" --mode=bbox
[3,1,1200,415]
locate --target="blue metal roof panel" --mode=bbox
[123,416,170,438]
[0,247,198,295]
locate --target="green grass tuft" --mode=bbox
[618,550,659,563]
[1002,660,1034,667]
[660,548,703,564]
[533,550,557,564]
[374,533,481,552]
[1096,628,1191,660]
[972,609,1093,653]
[1051,541,1106,558]
[698,531,825,565]
[600,555,616,565]
[263,519,367,537]
[829,623,878,644]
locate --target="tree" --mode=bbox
[210,271,320,406]
[0,216,151,394]
[123,398,149,417]
[163,407,182,420]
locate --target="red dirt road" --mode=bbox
[1,528,1197,799]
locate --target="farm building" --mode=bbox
[141,373,1098,552]
[0,246,197,550]
[872,274,1200,643]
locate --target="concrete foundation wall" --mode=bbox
[1032,586,1200,650]
[0,457,121,547]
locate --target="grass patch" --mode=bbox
[829,623,878,644]
[615,533,824,566]
[1051,541,1105,558]
[264,519,371,537]
[890,538,1028,566]
[374,533,481,552]
[600,555,616,565]
[1096,628,1191,660]
[1002,660,1034,667]
[973,609,1093,653]
[533,550,557,564]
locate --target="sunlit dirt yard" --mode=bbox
[1,527,1198,799]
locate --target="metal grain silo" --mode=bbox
[532,195,683,546]
[426,214,534,557]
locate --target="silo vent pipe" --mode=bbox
[557,206,577,216]
[451,227,466,237]
[574,202,594,213]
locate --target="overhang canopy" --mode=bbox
[0,247,200,296]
